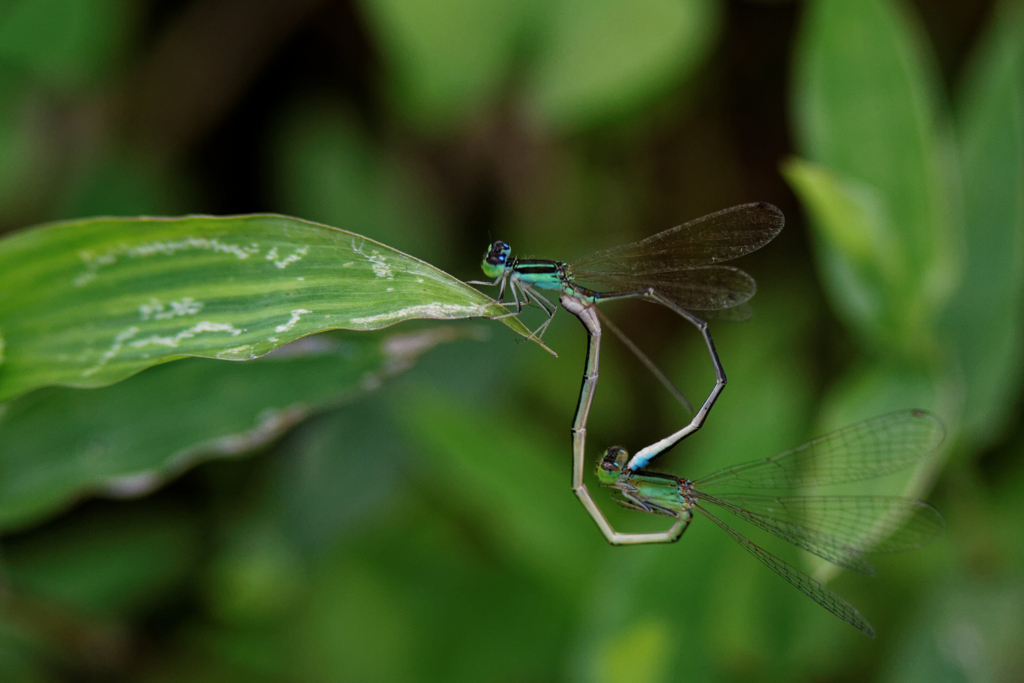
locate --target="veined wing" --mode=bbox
[694,410,945,490]
[695,493,945,576]
[694,503,875,637]
[570,202,784,275]
[574,265,756,311]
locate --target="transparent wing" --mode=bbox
[594,305,693,413]
[695,493,945,576]
[694,410,945,490]
[575,265,756,311]
[571,202,784,274]
[701,301,753,322]
[695,503,876,637]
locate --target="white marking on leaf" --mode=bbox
[217,345,255,359]
[82,326,141,376]
[125,237,259,260]
[275,309,311,333]
[139,297,203,321]
[267,245,308,268]
[350,303,488,327]
[74,237,261,285]
[129,321,242,349]
[351,238,393,279]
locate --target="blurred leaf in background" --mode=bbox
[940,0,1024,448]
[359,0,531,129]
[525,0,721,131]
[361,0,722,132]
[786,0,1024,443]
[786,0,957,366]
[0,327,471,530]
[785,0,1024,681]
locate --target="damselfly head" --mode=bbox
[480,241,511,279]
[597,446,630,484]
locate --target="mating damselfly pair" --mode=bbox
[471,204,945,638]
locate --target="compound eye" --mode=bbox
[600,447,628,472]
[485,241,511,266]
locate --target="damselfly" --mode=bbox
[595,410,946,637]
[472,202,783,341]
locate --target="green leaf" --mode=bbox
[0,214,531,402]
[359,0,529,129]
[527,0,721,130]
[789,0,957,353]
[0,327,468,530]
[782,157,916,350]
[942,0,1024,446]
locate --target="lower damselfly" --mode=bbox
[595,410,945,637]
[560,294,944,637]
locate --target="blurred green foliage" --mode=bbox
[0,0,1022,682]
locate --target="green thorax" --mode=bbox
[625,473,690,513]
[597,446,692,514]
